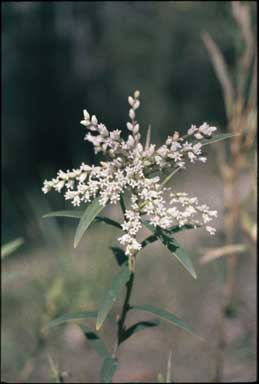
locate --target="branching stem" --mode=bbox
[161,167,181,187]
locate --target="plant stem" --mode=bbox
[117,272,135,345]
[113,271,135,358]
[161,167,181,187]
[120,194,126,215]
[113,194,136,357]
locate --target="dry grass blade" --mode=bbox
[231,1,254,69]
[200,244,247,264]
[202,31,234,119]
[247,53,257,110]
[166,350,172,383]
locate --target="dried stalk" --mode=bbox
[203,2,257,381]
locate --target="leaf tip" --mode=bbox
[96,322,101,331]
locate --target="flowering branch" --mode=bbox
[43,90,234,382]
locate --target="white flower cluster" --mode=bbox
[42,91,218,256]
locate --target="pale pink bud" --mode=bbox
[91,115,98,125]
[133,99,140,109]
[136,143,143,152]
[194,132,203,140]
[129,109,135,120]
[83,109,90,120]
[127,122,133,131]
[128,96,134,106]
[172,131,180,141]
[133,124,139,134]
[127,135,135,146]
[80,120,89,127]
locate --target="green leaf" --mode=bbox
[96,263,131,331]
[163,235,197,279]
[122,319,160,342]
[101,357,118,383]
[141,234,158,249]
[130,305,196,336]
[143,222,197,279]
[141,224,197,249]
[201,132,238,146]
[165,224,199,234]
[74,198,104,248]
[43,210,83,219]
[95,216,122,229]
[110,246,128,266]
[43,210,121,229]
[47,311,97,329]
[80,325,110,359]
[1,237,24,259]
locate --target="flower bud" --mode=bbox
[136,143,143,152]
[127,135,135,147]
[80,120,89,127]
[133,124,139,134]
[133,99,140,109]
[129,109,135,120]
[83,109,90,120]
[128,96,134,106]
[134,90,140,98]
[127,122,133,131]
[172,131,180,141]
[91,115,98,125]
[194,132,203,140]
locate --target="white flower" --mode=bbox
[199,122,217,136]
[194,132,203,140]
[42,90,219,256]
[188,124,197,135]
[206,226,216,235]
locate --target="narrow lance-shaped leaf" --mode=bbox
[43,210,84,219]
[101,357,118,383]
[1,237,24,259]
[141,224,197,249]
[110,246,128,266]
[201,133,238,146]
[43,210,121,229]
[141,234,158,249]
[94,216,122,229]
[130,305,198,337]
[143,222,197,279]
[80,325,110,360]
[122,319,160,343]
[74,198,104,248]
[47,311,98,330]
[165,224,199,235]
[163,235,197,279]
[96,263,131,331]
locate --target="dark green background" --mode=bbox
[1,1,256,241]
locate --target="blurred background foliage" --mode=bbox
[3,0,256,243]
[1,1,257,383]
